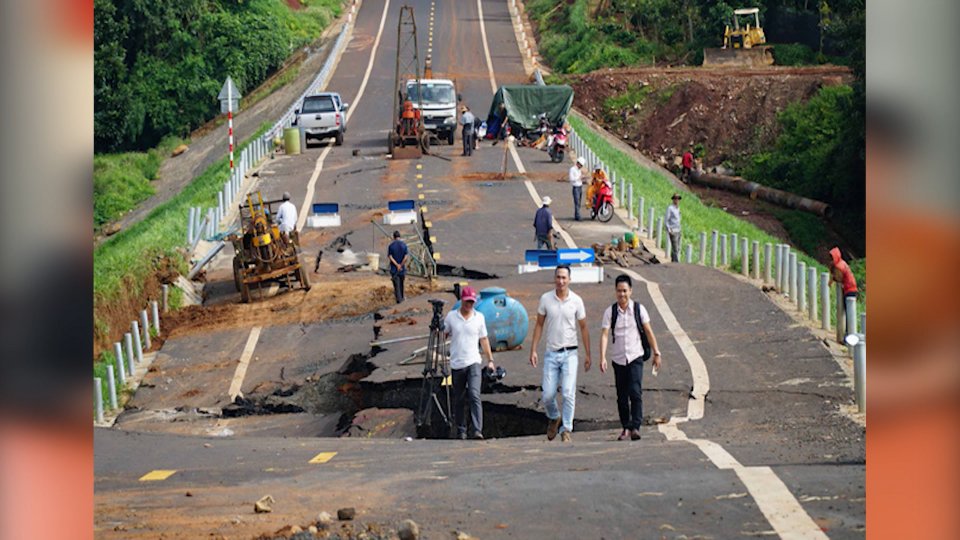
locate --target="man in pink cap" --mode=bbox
[444,286,497,439]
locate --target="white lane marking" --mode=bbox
[475,0,498,94]
[228,326,262,400]
[298,0,392,230]
[476,0,574,249]
[618,269,826,539]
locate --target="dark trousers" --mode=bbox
[462,129,474,156]
[613,359,644,430]
[572,185,583,220]
[391,273,405,303]
[452,363,483,436]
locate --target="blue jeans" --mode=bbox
[572,185,582,220]
[541,349,578,434]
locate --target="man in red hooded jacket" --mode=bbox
[829,247,858,299]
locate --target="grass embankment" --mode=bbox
[568,115,865,320]
[94,137,183,232]
[94,124,270,360]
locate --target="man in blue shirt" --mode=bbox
[533,196,555,250]
[387,231,409,303]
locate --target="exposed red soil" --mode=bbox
[566,66,853,169]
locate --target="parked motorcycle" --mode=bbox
[591,180,615,222]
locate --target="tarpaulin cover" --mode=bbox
[485,85,574,131]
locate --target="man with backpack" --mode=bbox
[599,274,662,441]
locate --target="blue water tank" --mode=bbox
[453,287,529,351]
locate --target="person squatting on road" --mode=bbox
[387,231,409,304]
[666,193,682,263]
[444,286,497,440]
[276,191,298,242]
[600,274,662,441]
[460,106,476,157]
[569,156,586,221]
[529,265,591,442]
[533,196,555,250]
[586,165,609,211]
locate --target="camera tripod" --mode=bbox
[416,299,453,437]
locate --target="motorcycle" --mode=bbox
[591,180,615,222]
[548,128,567,163]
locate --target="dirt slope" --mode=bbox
[566,66,853,170]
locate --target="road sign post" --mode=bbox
[219,77,242,174]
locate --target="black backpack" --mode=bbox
[609,301,652,362]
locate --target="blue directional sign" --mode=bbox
[524,250,558,267]
[557,248,595,264]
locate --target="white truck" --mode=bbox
[405,79,460,145]
[294,92,349,146]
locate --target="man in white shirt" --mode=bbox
[600,274,662,441]
[460,106,476,157]
[528,265,591,442]
[665,193,682,263]
[276,192,298,238]
[444,286,496,439]
[569,156,585,221]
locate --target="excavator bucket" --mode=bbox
[702,46,774,68]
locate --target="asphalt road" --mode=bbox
[95,1,865,538]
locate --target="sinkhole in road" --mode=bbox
[220,349,618,439]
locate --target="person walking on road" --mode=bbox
[599,274,662,441]
[387,231,409,304]
[666,193,682,263]
[533,196,555,250]
[569,156,586,221]
[460,106,476,157]
[444,286,497,440]
[529,265,591,442]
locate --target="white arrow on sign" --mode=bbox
[557,248,595,263]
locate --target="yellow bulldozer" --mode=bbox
[229,191,310,303]
[703,7,774,68]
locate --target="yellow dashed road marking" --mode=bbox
[309,452,338,464]
[139,470,177,482]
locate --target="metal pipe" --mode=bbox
[752,240,760,279]
[637,197,645,232]
[720,233,728,266]
[685,244,693,264]
[836,283,845,343]
[820,272,831,331]
[764,243,772,284]
[124,333,135,375]
[699,232,706,265]
[854,339,865,412]
[690,170,833,217]
[789,253,797,301]
[187,241,226,280]
[845,295,858,342]
[775,245,784,290]
[162,284,169,313]
[647,208,655,240]
[808,267,817,321]
[106,365,118,410]
[114,342,126,384]
[657,217,665,250]
[151,301,160,334]
[370,334,430,346]
[131,321,143,364]
[741,237,749,277]
[731,233,739,259]
[187,207,196,245]
[711,230,718,267]
[141,310,151,350]
[798,261,807,312]
[627,183,634,222]
[94,378,104,424]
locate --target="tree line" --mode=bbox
[94,0,342,153]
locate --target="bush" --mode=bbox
[93,136,180,230]
[772,43,816,66]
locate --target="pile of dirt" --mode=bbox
[567,66,853,171]
[162,275,440,339]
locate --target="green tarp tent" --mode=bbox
[485,85,574,133]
